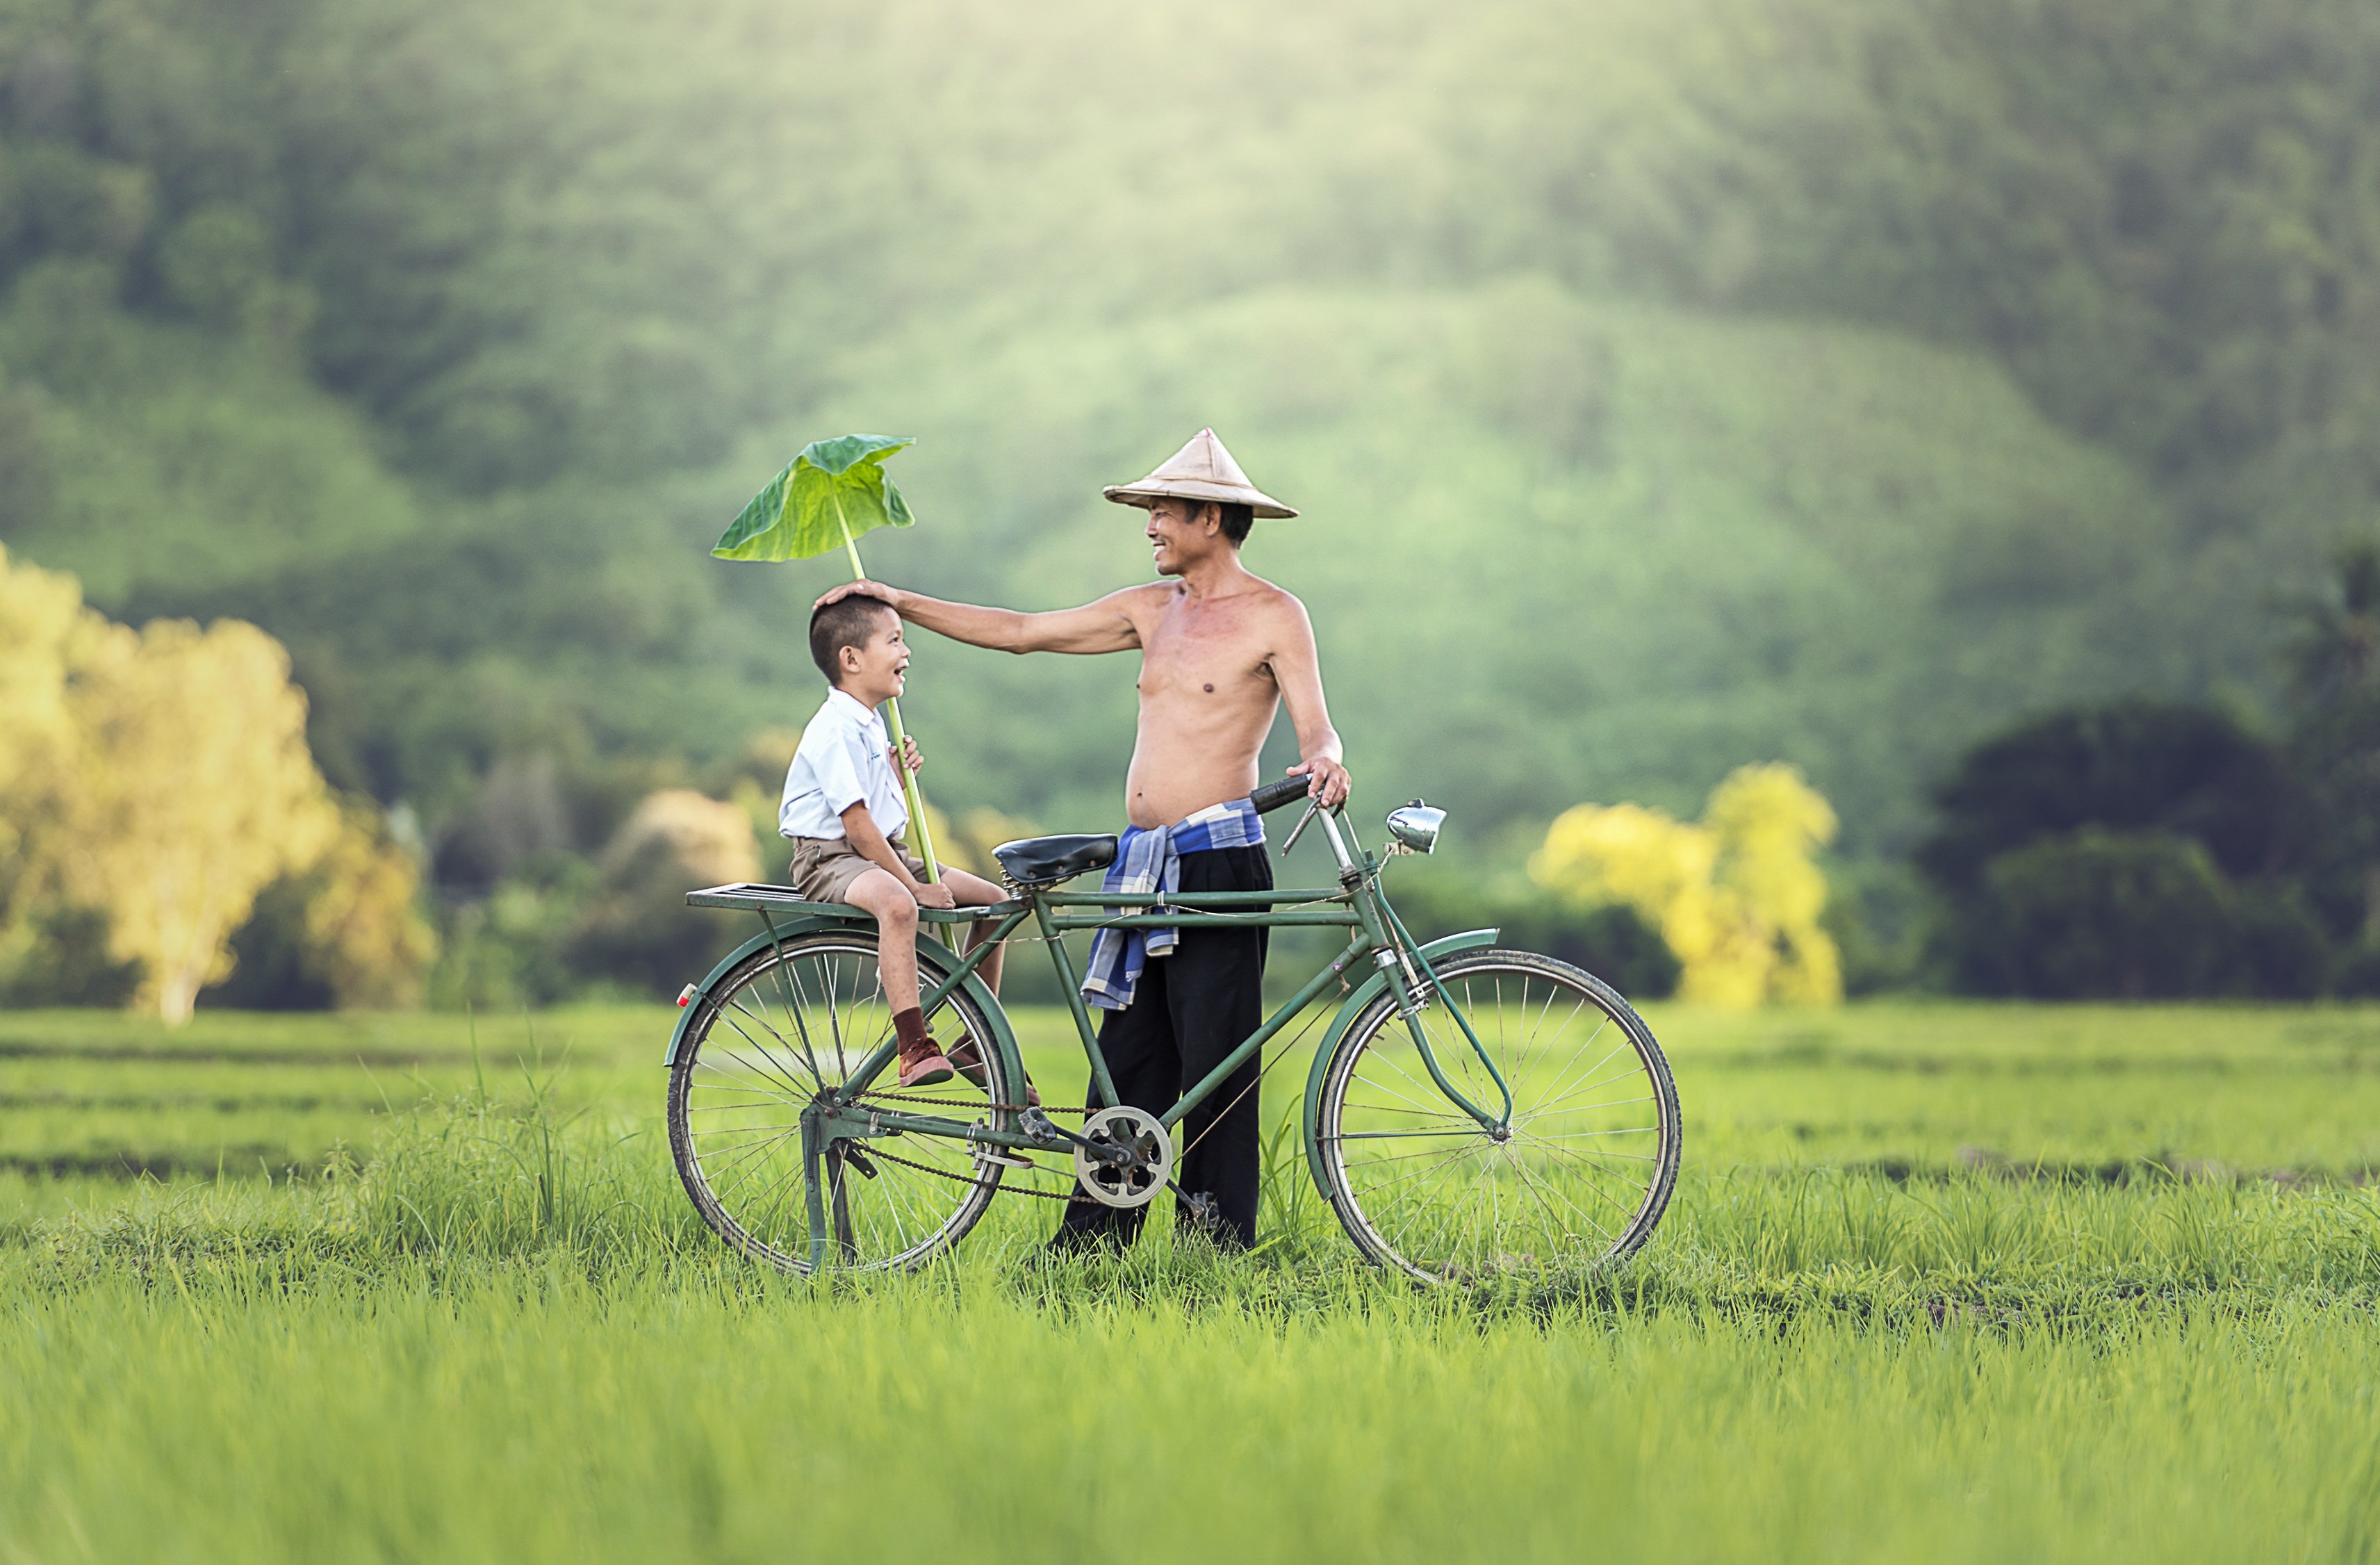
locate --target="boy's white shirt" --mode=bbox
[780,688,909,842]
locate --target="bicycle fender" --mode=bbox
[664,914,856,1066]
[662,918,1026,1088]
[1299,928,1500,1202]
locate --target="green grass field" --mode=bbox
[5,1000,2379,1562]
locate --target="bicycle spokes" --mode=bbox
[1319,952,1680,1280]
[670,935,1015,1274]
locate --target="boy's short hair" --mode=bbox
[809,595,898,684]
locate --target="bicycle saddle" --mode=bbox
[992,833,1118,886]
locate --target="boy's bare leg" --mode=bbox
[842,869,922,1013]
[935,866,1037,1106]
[843,868,954,1087]
[942,867,1008,995]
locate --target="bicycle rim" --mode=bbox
[667,932,1012,1274]
[1317,949,1681,1281]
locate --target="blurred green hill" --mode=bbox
[6,0,2378,892]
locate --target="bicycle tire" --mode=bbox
[1315,949,1681,1281]
[667,928,1016,1275]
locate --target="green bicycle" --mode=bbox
[664,780,1682,1281]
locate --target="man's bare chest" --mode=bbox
[1133,605,1274,703]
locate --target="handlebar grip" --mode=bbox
[1249,777,1315,815]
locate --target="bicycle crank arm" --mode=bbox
[1015,1108,1099,1156]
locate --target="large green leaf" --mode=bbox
[712,434,917,562]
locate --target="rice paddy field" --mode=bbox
[6,999,2380,1562]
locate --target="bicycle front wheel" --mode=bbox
[1315,949,1680,1281]
[667,928,1018,1275]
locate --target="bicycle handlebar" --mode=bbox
[1248,776,1318,815]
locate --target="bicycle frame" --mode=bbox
[675,803,1517,1265]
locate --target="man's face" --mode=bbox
[839,612,910,703]
[1145,498,1219,576]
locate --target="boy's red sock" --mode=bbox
[892,1006,953,1087]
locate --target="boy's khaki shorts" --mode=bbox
[786,835,928,906]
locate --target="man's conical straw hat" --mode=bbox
[1102,428,1298,519]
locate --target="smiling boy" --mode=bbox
[781,594,1010,1089]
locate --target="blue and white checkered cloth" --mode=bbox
[1080,797,1266,1012]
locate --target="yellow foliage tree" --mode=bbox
[3,548,432,1017]
[293,801,440,1008]
[0,545,85,796]
[49,617,338,1022]
[1531,763,1841,1008]
[0,546,100,968]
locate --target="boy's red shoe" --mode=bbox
[896,1044,955,1089]
[892,1006,954,1088]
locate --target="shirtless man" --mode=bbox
[818,429,1350,1250]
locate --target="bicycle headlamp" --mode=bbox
[1385,801,1445,855]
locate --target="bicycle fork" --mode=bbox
[1324,813,1514,1135]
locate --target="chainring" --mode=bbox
[1072,1106,1174,1209]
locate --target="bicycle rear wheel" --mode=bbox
[667,928,1017,1275]
[1315,949,1680,1281]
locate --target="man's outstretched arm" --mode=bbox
[817,580,1142,655]
[1268,597,1352,807]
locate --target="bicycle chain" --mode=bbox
[845,1141,1083,1201]
[841,1089,1084,1201]
[852,1091,1085,1115]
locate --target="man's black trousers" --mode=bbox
[1055,842,1272,1252]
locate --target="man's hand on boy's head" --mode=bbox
[816,580,903,614]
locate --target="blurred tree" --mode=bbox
[205,799,438,1010]
[49,617,338,1022]
[0,363,53,532]
[0,543,82,812]
[565,788,758,997]
[1531,763,1840,1008]
[1978,832,2230,999]
[297,801,438,1006]
[18,0,2380,958]
[1955,830,2264,999]
[940,806,1038,883]
[1915,700,2300,897]
[1919,698,2334,997]
[426,861,595,1012]
[0,143,152,281]
[433,753,574,892]
[2282,537,2380,700]
[7,259,138,395]
[157,204,315,355]
[2281,535,2380,944]
[0,902,141,1007]
[0,543,93,986]
[1702,765,1842,1005]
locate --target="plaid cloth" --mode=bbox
[1080,797,1266,1012]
